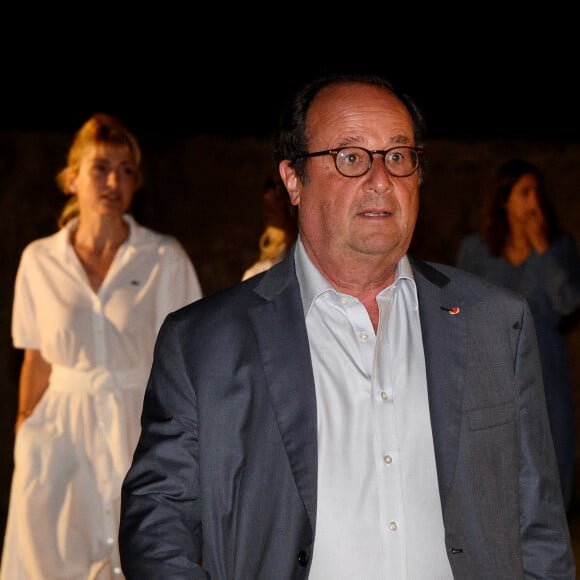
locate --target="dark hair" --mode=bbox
[481,159,561,255]
[273,73,427,182]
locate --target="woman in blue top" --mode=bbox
[457,158,580,512]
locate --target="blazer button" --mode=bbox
[297,550,309,566]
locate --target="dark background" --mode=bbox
[2,13,579,144]
[4,55,578,144]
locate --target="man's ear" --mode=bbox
[279,160,301,207]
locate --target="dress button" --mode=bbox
[383,454,392,464]
[389,521,398,532]
[380,391,388,401]
[297,550,309,566]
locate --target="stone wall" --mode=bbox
[2,131,580,547]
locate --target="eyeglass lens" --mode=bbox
[335,147,418,177]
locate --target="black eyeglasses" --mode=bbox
[294,145,423,178]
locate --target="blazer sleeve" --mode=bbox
[517,300,576,576]
[119,312,208,579]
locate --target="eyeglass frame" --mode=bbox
[293,145,424,178]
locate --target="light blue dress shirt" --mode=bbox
[295,238,453,579]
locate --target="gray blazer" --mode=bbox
[119,248,575,579]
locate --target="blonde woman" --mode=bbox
[1,113,203,579]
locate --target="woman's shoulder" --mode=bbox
[554,232,579,248]
[457,232,490,257]
[127,216,187,252]
[548,232,580,266]
[459,232,485,247]
[19,229,65,260]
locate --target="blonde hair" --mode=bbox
[56,113,144,228]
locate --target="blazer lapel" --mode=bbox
[246,256,467,524]
[249,257,318,530]
[412,260,467,507]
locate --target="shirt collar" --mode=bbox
[52,213,140,266]
[294,235,416,317]
[58,213,138,246]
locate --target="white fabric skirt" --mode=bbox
[0,365,149,580]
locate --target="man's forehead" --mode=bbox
[307,83,413,143]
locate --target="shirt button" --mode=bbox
[380,391,388,401]
[359,331,369,341]
[113,566,122,575]
[106,537,114,545]
[389,521,398,532]
[339,298,348,305]
[383,454,392,464]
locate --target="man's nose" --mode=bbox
[366,154,395,188]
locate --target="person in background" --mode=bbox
[242,172,298,280]
[119,74,574,579]
[0,113,203,579]
[456,158,580,513]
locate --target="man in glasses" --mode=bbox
[119,73,575,579]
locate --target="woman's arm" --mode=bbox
[15,348,51,433]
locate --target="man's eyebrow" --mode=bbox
[328,133,415,149]
[391,135,413,145]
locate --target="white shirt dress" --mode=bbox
[0,214,202,579]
